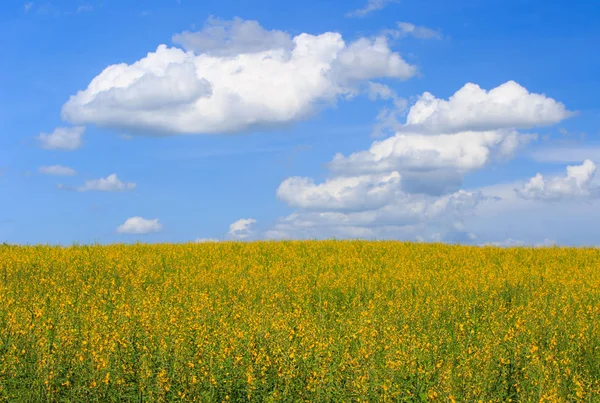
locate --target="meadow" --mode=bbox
[0,241,599,402]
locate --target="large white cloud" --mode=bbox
[516,159,597,201]
[402,81,572,134]
[37,126,85,150]
[61,19,416,135]
[116,217,162,234]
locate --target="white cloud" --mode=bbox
[402,81,572,134]
[38,165,77,176]
[367,82,406,108]
[516,159,597,201]
[266,80,570,241]
[268,189,485,241]
[371,81,565,140]
[331,130,532,174]
[116,217,162,234]
[37,126,85,151]
[277,172,401,211]
[61,19,416,135]
[330,130,536,195]
[228,218,256,239]
[367,82,395,101]
[24,2,33,13]
[367,82,408,138]
[332,36,416,82]
[393,22,442,40]
[77,174,136,192]
[346,0,396,17]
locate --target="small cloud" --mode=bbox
[39,165,77,176]
[24,2,33,13]
[346,0,396,17]
[76,174,136,192]
[37,126,85,151]
[116,217,162,234]
[228,218,256,240]
[390,22,443,40]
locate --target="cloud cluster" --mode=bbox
[330,130,536,195]
[270,80,570,241]
[516,160,597,201]
[61,18,416,135]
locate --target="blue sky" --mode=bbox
[1,0,599,245]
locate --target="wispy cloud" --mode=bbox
[24,2,34,13]
[346,0,397,17]
[389,22,443,40]
[77,174,136,192]
[39,165,77,176]
[59,174,136,192]
[346,0,398,17]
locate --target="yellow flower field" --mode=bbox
[0,241,599,402]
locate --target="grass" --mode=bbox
[0,241,599,401]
